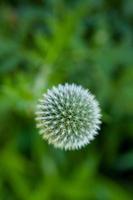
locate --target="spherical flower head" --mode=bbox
[35,83,101,150]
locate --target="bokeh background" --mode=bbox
[0,0,133,200]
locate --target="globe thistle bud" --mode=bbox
[35,83,101,150]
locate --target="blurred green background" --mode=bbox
[0,0,133,200]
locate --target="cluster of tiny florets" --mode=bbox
[35,83,101,150]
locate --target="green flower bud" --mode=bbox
[35,83,101,150]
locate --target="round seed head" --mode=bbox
[35,83,101,150]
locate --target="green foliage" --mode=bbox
[0,0,133,199]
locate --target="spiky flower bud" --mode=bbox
[35,83,101,150]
